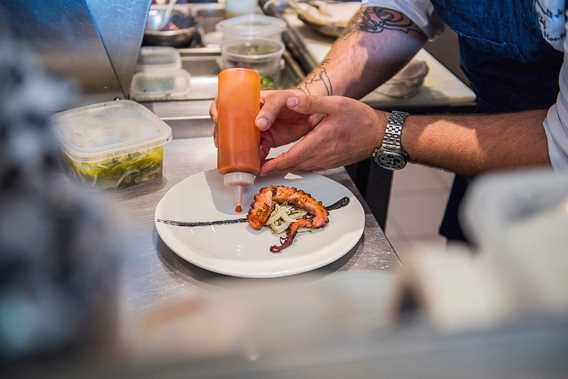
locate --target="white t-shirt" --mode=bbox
[364,0,568,170]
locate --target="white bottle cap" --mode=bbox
[224,172,256,212]
[223,172,256,187]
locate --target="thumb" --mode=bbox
[287,95,341,115]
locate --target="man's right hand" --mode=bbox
[210,89,321,162]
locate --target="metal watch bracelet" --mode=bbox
[372,111,410,170]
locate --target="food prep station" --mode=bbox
[109,1,401,313]
[5,1,568,378]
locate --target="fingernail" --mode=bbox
[256,117,269,131]
[287,97,299,108]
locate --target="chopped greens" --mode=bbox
[66,146,164,190]
[260,74,275,90]
[266,203,307,234]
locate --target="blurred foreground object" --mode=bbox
[391,170,568,330]
[0,32,121,363]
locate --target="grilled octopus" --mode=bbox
[247,185,329,253]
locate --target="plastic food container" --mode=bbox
[53,100,172,190]
[217,14,285,43]
[130,69,191,101]
[221,38,285,89]
[225,0,258,18]
[136,47,182,72]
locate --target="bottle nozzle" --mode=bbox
[223,172,256,213]
[233,185,244,213]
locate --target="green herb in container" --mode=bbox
[53,100,172,190]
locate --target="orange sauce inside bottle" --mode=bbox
[217,68,261,176]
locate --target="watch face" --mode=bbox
[374,151,407,170]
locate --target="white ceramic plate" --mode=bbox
[155,170,365,278]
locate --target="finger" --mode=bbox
[259,143,271,164]
[287,95,342,115]
[259,133,275,163]
[308,113,325,127]
[260,141,308,176]
[213,125,218,148]
[209,99,218,122]
[255,92,295,131]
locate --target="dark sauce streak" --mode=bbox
[325,196,350,211]
[156,196,350,228]
[156,218,248,227]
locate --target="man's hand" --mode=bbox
[210,89,321,161]
[261,96,387,175]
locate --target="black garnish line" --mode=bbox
[156,218,247,227]
[325,196,350,211]
[156,196,350,228]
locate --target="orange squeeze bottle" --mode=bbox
[217,68,261,213]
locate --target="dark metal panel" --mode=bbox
[86,0,151,96]
[0,0,123,97]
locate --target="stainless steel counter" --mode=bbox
[113,137,399,314]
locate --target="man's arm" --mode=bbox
[297,6,427,98]
[402,111,551,176]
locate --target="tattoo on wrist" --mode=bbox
[342,7,423,40]
[298,58,334,96]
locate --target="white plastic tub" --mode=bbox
[130,69,191,101]
[136,46,182,72]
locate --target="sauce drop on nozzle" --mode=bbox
[224,172,255,213]
[216,68,261,214]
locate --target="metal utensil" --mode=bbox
[159,0,178,30]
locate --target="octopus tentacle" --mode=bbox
[247,185,329,252]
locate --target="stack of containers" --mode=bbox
[217,15,286,90]
[53,100,172,190]
[130,46,192,101]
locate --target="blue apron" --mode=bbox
[429,0,564,242]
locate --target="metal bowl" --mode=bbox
[144,7,198,47]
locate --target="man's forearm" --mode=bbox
[399,110,551,176]
[298,7,427,98]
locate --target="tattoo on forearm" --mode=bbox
[297,57,334,96]
[342,7,423,40]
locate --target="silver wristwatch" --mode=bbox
[372,111,410,170]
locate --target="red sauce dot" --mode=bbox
[235,205,242,213]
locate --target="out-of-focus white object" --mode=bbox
[375,61,429,98]
[463,171,568,314]
[136,47,182,72]
[121,271,395,359]
[225,0,258,18]
[389,170,568,331]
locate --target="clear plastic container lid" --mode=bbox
[223,38,284,63]
[136,47,182,72]
[53,100,172,162]
[217,14,285,41]
[130,69,191,101]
